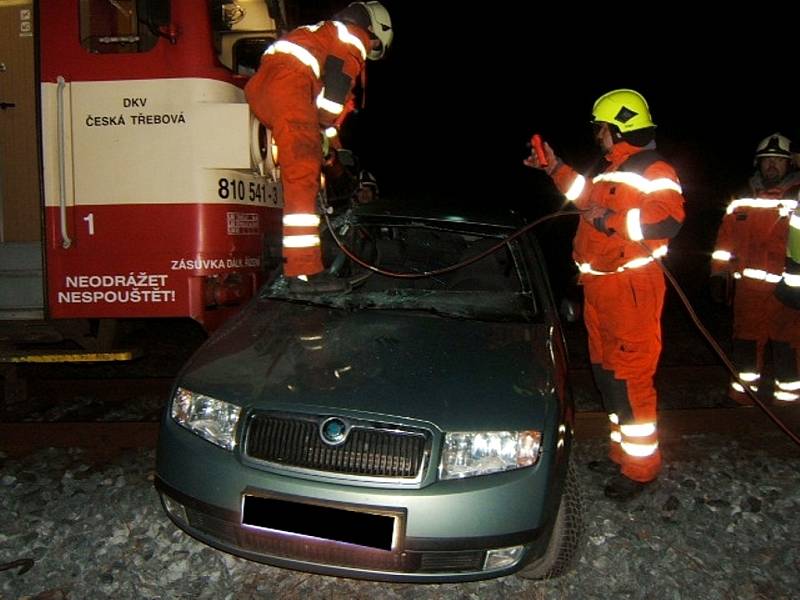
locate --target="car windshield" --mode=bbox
[262,221,538,322]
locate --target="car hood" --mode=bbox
[179,300,558,432]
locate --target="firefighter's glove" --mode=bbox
[582,204,615,235]
[709,272,731,304]
[523,140,560,176]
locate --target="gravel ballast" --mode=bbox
[2,433,798,600]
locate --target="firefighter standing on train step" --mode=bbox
[525,89,685,501]
[245,2,392,292]
[711,133,800,404]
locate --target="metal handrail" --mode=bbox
[56,76,71,249]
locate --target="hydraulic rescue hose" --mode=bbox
[323,207,800,447]
[647,238,800,447]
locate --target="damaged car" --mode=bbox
[155,202,584,582]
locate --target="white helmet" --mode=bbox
[336,2,393,60]
[362,2,392,60]
[754,132,792,163]
[358,170,379,193]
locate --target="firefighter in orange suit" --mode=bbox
[711,133,800,404]
[245,2,392,292]
[525,89,685,501]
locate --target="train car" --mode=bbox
[0,0,285,355]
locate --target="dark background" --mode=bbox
[285,2,798,306]
[312,4,799,200]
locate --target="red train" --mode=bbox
[0,0,285,353]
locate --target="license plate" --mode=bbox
[242,495,398,551]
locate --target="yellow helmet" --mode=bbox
[591,89,655,132]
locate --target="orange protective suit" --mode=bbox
[552,141,685,482]
[245,21,370,277]
[711,173,800,403]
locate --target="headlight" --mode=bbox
[170,387,241,450]
[439,430,542,480]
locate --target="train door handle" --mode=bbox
[0,101,16,110]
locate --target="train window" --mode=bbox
[209,2,279,73]
[79,0,163,54]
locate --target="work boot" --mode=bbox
[729,389,755,407]
[730,379,759,406]
[288,271,350,294]
[603,474,651,502]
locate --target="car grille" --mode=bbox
[245,413,430,480]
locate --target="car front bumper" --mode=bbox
[155,418,568,582]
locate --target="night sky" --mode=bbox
[290,2,798,290]
[330,5,794,204]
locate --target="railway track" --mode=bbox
[1,365,798,460]
[1,376,174,420]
